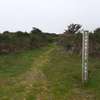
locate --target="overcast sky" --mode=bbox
[0,0,100,33]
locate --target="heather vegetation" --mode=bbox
[0,27,57,53]
[0,24,100,56]
[58,24,100,57]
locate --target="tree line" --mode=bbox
[0,24,100,57]
[58,24,100,57]
[0,27,57,53]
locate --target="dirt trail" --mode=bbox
[12,47,54,100]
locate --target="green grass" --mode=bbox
[0,44,100,100]
[0,45,52,77]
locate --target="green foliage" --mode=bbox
[58,26,100,56]
[0,28,57,53]
[30,30,47,48]
[94,28,100,43]
[66,24,81,34]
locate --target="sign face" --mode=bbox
[82,32,89,82]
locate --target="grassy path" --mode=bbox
[16,47,54,100]
[0,46,54,100]
[0,45,100,100]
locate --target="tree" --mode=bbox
[94,28,100,33]
[58,24,82,54]
[94,27,100,43]
[66,24,81,34]
[92,28,100,56]
[31,27,42,34]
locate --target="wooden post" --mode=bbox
[82,31,89,83]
